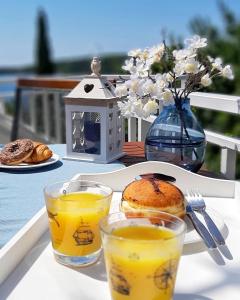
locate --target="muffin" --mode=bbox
[121,177,185,218]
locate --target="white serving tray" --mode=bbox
[1,162,240,299]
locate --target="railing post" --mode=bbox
[29,93,38,134]
[137,118,151,142]
[11,87,21,141]
[220,148,236,179]
[128,117,137,142]
[181,77,186,89]
[0,96,5,115]
[43,92,51,142]
[54,93,63,143]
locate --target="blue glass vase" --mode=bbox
[145,98,206,172]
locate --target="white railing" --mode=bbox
[0,77,15,112]
[0,75,239,179]
[0,77,16,143]
[23,90,66,143]
[128,92,240,179]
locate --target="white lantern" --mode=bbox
[64,57,125,163]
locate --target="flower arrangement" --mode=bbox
[115,35,234,118]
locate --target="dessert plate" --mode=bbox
[183,208,227,253]
[110,192,227,253]
[0,153,60,170]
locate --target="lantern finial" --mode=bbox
[91,57,101,77]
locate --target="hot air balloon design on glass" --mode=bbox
[73,220,95,246]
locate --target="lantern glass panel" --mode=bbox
[71,111,101,154]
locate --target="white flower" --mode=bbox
[143,100,158,117]
[115,84,128,98]
[162,89,173,101]
[118,95,145,118]
[145,57,155,66]
[184,58,199,74]
[142,79,157,97]
[145,58,154,69]
[152,54,162,63]
[166,72,174,83]
[155,73,168,89]
[122,58,136,73]
[133,99,144,118]
[173,49,189,61]
[125,76,140,95]
[200,74,212,87]
[150,43,165,56]
[149,43,165,62]
[221,65,234,79]
[136,78,146,96]
[117,100,132,118]
[212,57,223,71]
[185,35,207,49]
[207,56,214,63]
[173,61,185,76]
[135,60,149,77]
[161,89,174,106]
[139,49,150,61]
[128,48,142,57]
[173,48,196,61]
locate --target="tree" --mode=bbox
[35,9,55,74]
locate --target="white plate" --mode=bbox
[0,153,60,170]
[110,192,227,254]
[183,208,227,253]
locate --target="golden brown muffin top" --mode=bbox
[122,178,184,209]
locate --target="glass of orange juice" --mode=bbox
[44,180,113,267]
[100,210,186,300]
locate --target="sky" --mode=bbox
[0,0,239,67]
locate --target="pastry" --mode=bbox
[24,142,52,163]
[0,139,34,165]
[121,177,186,218]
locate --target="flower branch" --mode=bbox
[115,35,234,119]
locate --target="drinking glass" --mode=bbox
[100,210,186,300]
[44,180,113,267]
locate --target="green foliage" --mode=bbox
[4,101,14,115]
[35,9,55,75]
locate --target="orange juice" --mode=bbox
[104,225,180,300]
[47,192,110,256]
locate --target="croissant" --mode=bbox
[24,142,53,163]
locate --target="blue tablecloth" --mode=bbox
[0,144,125,248]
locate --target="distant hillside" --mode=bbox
[0,67,28,74]
[56,54,127,74]
[0,54,127,75]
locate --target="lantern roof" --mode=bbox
[65,57,117,101]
